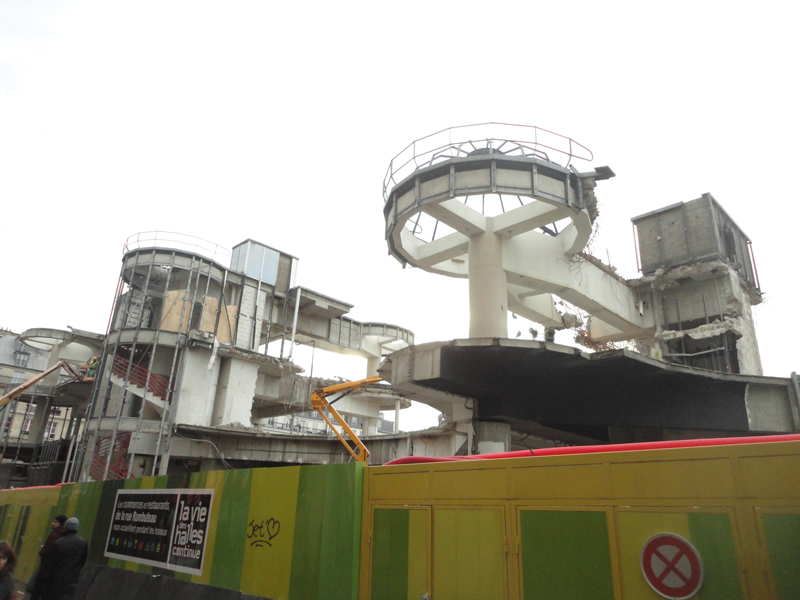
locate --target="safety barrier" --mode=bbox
[0,463,363,600]
[2,438,799,599]
[362,436,800,600]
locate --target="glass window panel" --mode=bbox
[245,244,264,280]
[261,247,279,284]
[230,246,240,272]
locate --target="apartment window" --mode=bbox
[14,352,29,367]
[11,371,25,385]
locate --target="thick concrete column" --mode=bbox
[394,399,401,434]
[366,356,381,378]
[175,347,221,427]
[42,343,64,385]
[27,398,51,444]
[364,417,379,436]
[212,357,257,426]
[475,421,510,455]
[468,222,508,338]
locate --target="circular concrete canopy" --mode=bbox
[383,124,598,279]
[20,327,104,355]
[382,125,640,338]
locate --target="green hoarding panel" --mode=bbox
[370,509,409,600]
[687,512,742,600]
[520,510,614,600]
[761,513,800,600]
[209,467,251,590]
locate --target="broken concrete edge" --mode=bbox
[628,258,762,306]
[381,338,796,388]
[176,422,455,440]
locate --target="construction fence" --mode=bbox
[1,439,799,599]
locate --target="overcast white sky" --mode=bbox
[1,1,798,429]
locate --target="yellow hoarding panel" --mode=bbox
[240,466,300,599]
[610,458,736,499]
[433,508,506,600]
[510,463,610,499]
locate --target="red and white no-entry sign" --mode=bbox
[640,533,704,599]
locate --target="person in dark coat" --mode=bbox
[0,541,18,600]
[40,515,67,558]
[36,518,87,600]
[29,515,67,600]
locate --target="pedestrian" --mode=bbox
[28,515,67,600]
[36,518,87,600]
[40,515,67,559]
[0,541,19,600]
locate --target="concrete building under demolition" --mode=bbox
[1,123,798,488]
[378,123,798,450]
[0,327,100,487]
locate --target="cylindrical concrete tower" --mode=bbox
[80,233,300,480]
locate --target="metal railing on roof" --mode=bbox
[123,231,230,263]
[383,122,593,202]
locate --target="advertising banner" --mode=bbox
[104,488,214,575]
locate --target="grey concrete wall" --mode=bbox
[635,196,758,291]
[211,357,257,426]
[745,383,795,432]
[734,276,763,375]
[276,254,292,293]
[234,285,266,351]
[175,346,219,426]
[661,277,728,327]
[636,196,724,273]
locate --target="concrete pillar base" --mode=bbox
[468,224,508,338]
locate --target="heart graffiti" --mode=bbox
[247,517,281,547]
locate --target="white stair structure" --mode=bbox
[109,355,167,417]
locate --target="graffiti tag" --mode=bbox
[247,517,280,547]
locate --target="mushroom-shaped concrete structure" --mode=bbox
[383,123,653,341]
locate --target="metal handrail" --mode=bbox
[89,432,132,480]
[123,231,230,263]
[111,355,170,400]
[383,122,593,202]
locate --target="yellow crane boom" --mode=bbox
[0,360,81,409]
[310,375,382,464]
